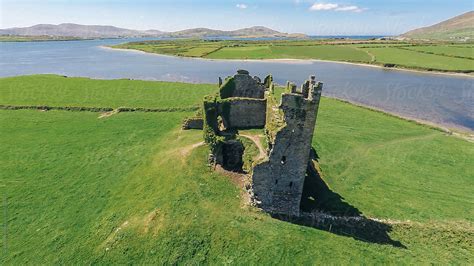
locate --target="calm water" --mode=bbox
[1,38,473,132]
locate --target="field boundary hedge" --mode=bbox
[0,105,199,113]
[396,46,474,60]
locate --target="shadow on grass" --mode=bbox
[272,148,406,248]
[300,148,361,216]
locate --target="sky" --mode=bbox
[0,0,472,35]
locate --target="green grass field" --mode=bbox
[206,46,273,59]
[362,47,474,71]
[113,40,474,73]
[207,45,372,62]
[0,75,216,109]
[402,45,474,59]
[181,46,221,57]
[1,75,473,264]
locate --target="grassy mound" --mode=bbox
[1,75,473,264]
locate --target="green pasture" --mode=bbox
[362,47,474,71]
[1,75,472,264]
[113,40,474,73]
[402,45,474,59]
[206,45,372,62]
[0,75,216,109]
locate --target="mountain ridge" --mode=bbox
[0,23,306,39]
[401,11,474,41]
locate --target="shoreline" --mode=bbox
[326,96,474,142]
[1,71,473,139]
[101,46,474,78]
[0,38,96,43]
[0,37,133,43]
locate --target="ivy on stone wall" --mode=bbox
[264,92,286,145]
[203,95,225,153]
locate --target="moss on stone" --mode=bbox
[219,77,236,99]
[238,136,259,173]
[264,92,286,145]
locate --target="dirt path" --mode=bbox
[354,47,376,62]
[179,141,205,158]
[98,109,119,119]
[240,134,267,162]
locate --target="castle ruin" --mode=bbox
[199,70,323,216]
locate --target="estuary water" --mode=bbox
[0,38,473,132]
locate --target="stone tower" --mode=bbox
[251,76,323,216]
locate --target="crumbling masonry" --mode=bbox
[200,70,322,216]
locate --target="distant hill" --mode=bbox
[401,11,474,41]
[0,23,164,38]
[0,24,306,39]
[169,26,306,38]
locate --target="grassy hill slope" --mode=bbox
[402,11,474,41]
[1,75,473,264]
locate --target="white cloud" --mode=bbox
[236,4,248,9]
[309,2,366,12]
[335,5,364,12]
[309,3,338,11]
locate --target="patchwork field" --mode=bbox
[1,75,473,264]
[112,40,474,73]
[206,45,372,62]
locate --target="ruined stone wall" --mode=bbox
[251,81,323,216]
[232,70,266,99]
[220,70,266,99]
[217,98,266,129]
[182,117,204,130]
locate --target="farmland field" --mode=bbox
[112,40,474,73]
[402,45,474,59]
[362,47,474,71]
[1,75,473,264]
[207,45,372,62]
[180,46,221,57]
[206,46,273,59]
